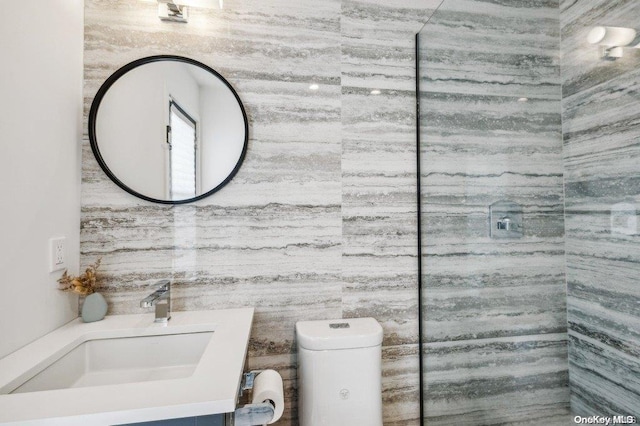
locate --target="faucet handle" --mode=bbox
[154,280,170,291]
[143,280,171,323]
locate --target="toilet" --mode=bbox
[296,317,383,426]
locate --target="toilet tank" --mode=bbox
[296,318,383,426]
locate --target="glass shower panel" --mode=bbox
[417,1,569,424]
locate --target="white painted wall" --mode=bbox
[96,62,200,200]
[199,83,246,191]
[0,0,84,358]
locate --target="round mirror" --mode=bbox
[89,55,248,204]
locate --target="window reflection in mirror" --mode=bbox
[168,100,197,200]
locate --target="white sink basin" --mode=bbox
[11,332,214,394]
[0,308,254,425]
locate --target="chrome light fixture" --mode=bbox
[156,0,222,23]
[587,26,640,60]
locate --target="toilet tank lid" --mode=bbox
[295,317,383,350]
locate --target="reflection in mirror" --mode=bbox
[90,56,248,204]
[169,100,197,200]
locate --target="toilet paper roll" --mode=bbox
[251,369,284,424]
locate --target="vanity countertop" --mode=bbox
[0,308,254,425]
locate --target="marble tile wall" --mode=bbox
[560,0,640,417]
[418,0,571,424]
[82,0,437,424]
[341,1,441,424]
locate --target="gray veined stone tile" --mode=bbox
[568,330,640,416]
[422,333,570,425]
[341,0,441,90]
[339,3,437,424]
[419,0,568,423]
[419,0,561,100]
[561,0,640,417]
[342,272,419,346]
[382,344,421,425]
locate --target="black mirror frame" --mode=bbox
[88,55,249,205]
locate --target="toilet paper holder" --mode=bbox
[239,370,263,397]
[233,370,277,426]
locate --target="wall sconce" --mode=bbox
[155,0,222,23]
[587,26,639,60]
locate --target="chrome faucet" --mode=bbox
[140,280,171,323]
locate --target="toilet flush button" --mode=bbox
[330,323,350,329]
[339,389,350,400]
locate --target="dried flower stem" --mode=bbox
[57,258,102,295]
